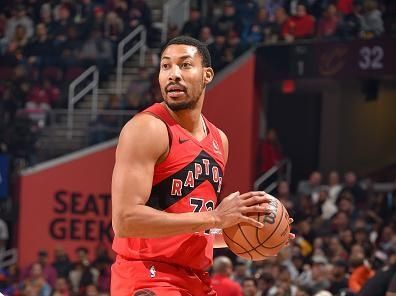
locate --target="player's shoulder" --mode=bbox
[217,128,228,147]
[118,112,168,149]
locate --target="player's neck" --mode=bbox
[164,100,205,138]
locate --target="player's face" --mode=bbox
[159,44,213,111]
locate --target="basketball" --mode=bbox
[223,195,290,260]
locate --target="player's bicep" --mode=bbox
[111,116,167,230]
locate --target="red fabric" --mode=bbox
[26,85,60,105]
[317,15,340,37]
[291,15,315,38]
[349,265,374,293]
[211,274,242,296]
[111,256,217,296]
[337,0,353,15]
[260,140,283,172]
[281,19,296,38]
[112,103,226,271]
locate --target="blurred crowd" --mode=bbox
[0,0,156,161]
[0,170,395,295]
[176,0,393,72]
[212,170,396,296]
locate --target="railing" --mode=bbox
[67,66,99,138]
[116,25,146,95]
[0,248,18,269]
[254,159,292,193]
[161,0,190,44]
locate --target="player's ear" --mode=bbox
[203,67,214,84]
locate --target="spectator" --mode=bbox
[329,260,349,294]
[358,248,396,296]
[26,78,61,111]
[60,25,82,70]
[208,33,227,72]
[340,0,363,38]
[348,252,374,293]
[23,250,58,287]
[233,260,250,285]
[305,255,331,294]
[52,277,72,296]
[297,171,322,200]
[318,189,338,220]
[90,6,106,33]
[104,11,124,44]
[290,4,316,39]
[211,256,243,296]
[360,0,384,38]
[259,128,283,173]
[317,4,342,38]
[22,262,52,296]
[69,247,99,295]
[339,171,366,208]
[199,25,214,46]
[181,8,203,39]
[235,0,259,29]
[277,180,296,216]
[25,23,57,68]
[52,5,74,46]
[272,7,296,42]
[215,1,243,35]
[241,277,258,296]
[79,29,113,77]
[6,24,29,64]
[337,0,354,16]
[0,218,8,253]
[242,7,272,46]
[39,4,55,38]
[5,5,34,42]
[328,237,349,261]
[327,171,342,203]
[256,272,275,295]
[129,0,152,30]
[52,246,73,278]
[268,265,298,295]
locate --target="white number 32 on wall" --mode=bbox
[359,46,384,70]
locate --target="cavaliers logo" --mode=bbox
[318,45,349,77]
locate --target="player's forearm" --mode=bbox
[113,205,217,238]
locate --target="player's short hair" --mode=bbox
[161,36,212,67]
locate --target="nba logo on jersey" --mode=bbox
[149,265,156,278]
[212,140,221,154]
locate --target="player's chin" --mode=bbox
[165,97,194,111]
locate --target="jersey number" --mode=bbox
[190,198,215,212]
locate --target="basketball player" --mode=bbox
[111,36,293,296]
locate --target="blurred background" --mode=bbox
[0,0,395,295]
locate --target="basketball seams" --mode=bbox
[237,224,268,258]
[222,229,253,260]
[237,203,288,255]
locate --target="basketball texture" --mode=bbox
[223,195,290,260]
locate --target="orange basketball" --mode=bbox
[223,195,290,260]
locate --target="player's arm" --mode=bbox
[112,115,269,238]
[214,129,229,248]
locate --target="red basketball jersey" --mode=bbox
[112,103,226,271]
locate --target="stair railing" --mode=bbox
[67,66,99,139]
[116,25,146,95]
[254,159,292,193]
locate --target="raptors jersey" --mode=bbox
[112,103,226,271]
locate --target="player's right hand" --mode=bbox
[212,191,272,229]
